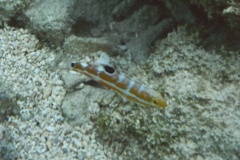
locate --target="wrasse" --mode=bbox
[71,62,167,108]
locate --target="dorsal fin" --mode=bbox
[94,51,110,65]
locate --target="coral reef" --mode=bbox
[2,0,175,62]
[1,0,239,61]
[190,0,240,32]
[223,4,240,33]
[92,26,240,159]
[1,0,240,159]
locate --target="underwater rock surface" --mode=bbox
[0,0,240,159]
[91,27,240,159]
[1,0,239,61]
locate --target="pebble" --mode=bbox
[37,143,47,154]
[62,122,73,135]
[35,74,46,86]
[82,140,89,148]
[72,138,82,148]
[45,126,55,132]
[54,80,64,85]
[34,68,40,74]
[43,86,52,98]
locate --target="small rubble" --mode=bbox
[0,25,116,159]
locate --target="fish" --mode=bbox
[70,62,167,108]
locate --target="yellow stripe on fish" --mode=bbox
[71,62,167,108]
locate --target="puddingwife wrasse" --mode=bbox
[71,62,167,108]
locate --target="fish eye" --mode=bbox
[71,62,76,67]
[152,99,158,104]
[103,65,115,74]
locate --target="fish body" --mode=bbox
[71,62,167,108]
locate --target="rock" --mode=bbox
[63,36,114,55]
[43,85,52,98]
[25,0,75,45]
[61,85,115,126]
[0,0,32,21]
